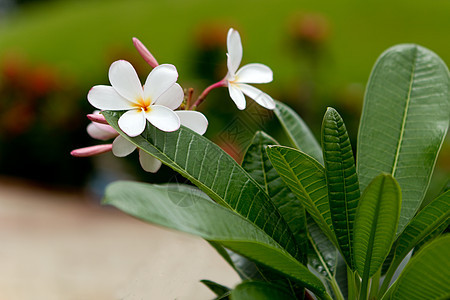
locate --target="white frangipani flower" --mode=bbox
[112,107,208,172]
[88,60,182,137]
[81,104,208,173]
[225,28,275,110]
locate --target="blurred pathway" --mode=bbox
[0,177,239,300]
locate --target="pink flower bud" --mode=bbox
[71,144,112,157]
[132,37,159,68]
[87,113,109,124]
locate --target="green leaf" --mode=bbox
[357,44,450,235]
[242,131,307,263]
[307,217,346,300]
[104,181,329,298]
[266,146,336,247]
[353,174,401,279]
[274,101,323,164]
[389,235,450,300]
[321,107,360,269]
[389,190,450,276]
[200,280,230,299]
[103,110,299,259]
[230,281,295,300]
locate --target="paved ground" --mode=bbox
[0,177,240,300]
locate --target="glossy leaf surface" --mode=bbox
[389,235,450,300]
[388,190,450,274]
[266,146,336,246]
[357,44,449,235]
[230,281,295,300]
[103,110,299,259]
[242,131,307,263]
[104,181,328,297]
[353,174,401,278]
[321,107,360,269]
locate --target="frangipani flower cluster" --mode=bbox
[72,28,275,172]
[74,110,207,172]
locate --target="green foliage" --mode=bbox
[353,174,401,278]
[274,101,323,164]
[100,43,449,299]
[230,281,296,300]
[242,131,308,263]
[388,235,450,300]
[266,146,335,246]
[104,181,327,297]
[321,107,360,269]
[103,111,300,260]
[357,44,449,235]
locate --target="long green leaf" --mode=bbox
[103,110,299,259]
[230,281,295,300]
[307,217,345,300]
[104,181,329,298]
[200,280,231,299]
[354,174,401,279]
[242,131,307,263]
[274,101,323,164]
[388,235,450,300]
[380,190,450,294]
[357,44,450,235]
[395,190,450,261]
[321,107,360,269]
[266,146,336,247]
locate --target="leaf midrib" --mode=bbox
[391,48,417,178]
[272,147,336,245]
[362,176,385,279]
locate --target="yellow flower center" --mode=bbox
[134,98,152,113]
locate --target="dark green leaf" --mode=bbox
[242,131,307,263]
[230,281,296,300]
[266,146,336,247]
[321,107,360,269]
[353,174,401,278]
[274,101,323,164]
[388,190,450,275]
[200,280,231,298]
[103,110,299,259]
[104,181,328,298]
[389,235,450,300]
[357,44,450,235]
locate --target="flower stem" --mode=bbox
[190,79,227,110]
[185,88,194,110]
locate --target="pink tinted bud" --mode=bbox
[132,37,159,68]
[87,113,109,124]
[71,144,112,157]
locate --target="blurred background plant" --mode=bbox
[0,0,448,198]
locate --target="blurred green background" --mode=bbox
[0,0,448,197]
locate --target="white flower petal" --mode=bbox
[154,83,184,110]
[228,83,246,110]
[118,109,147,137]
[139,150,162,173]
[236,83,275,110]
[143,64,178,102]
[88,85,133,110]
[112,135,136,157]
[175,110,208,135]
[226,28,243,76]
[235,63,273,84]
[145,105,180,132]
[87,123,118,141]
[108,60,143,102]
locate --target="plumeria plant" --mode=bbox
[72,28,450,299]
